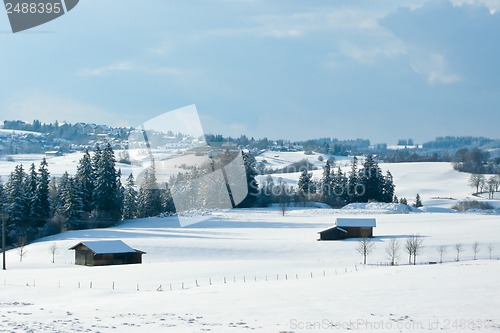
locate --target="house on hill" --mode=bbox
[69,240,146,266]
[318,218,376,240]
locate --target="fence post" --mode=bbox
[137,283,139,291]
[310,272,313,278]
[90,282,92,289]
[112,281,115,290]
[196,280,199,287]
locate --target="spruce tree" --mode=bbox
[321,160,333,204]
[359,154,384,202]
[76,150,94,213]
[25,163,38,217]
[93,143,121,226]
[413,194,423,208]
[122,173,138,220]
[62,177,85,230]
[5,165,29,239]
[383,171,395,203]
[297,169,313,204]
[347,156,359,203]
[333,167,347,205]
[31,159,51,228]
[161,182,175,214]
[237,151,259,208]
[137,166,163,218]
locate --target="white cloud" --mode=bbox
[1,94,123,125]
[78,62,186,78]
[78,62,137,77]
[410,53,462,84]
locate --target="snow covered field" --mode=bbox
[1,152,500,332]
[1,208,500,332]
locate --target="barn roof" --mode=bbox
[335,218,376,228]
[69,240,145,254]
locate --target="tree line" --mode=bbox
[258,154,396,208]
[0,143,177,247]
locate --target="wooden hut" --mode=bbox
[318,218,376,240]
[69,240,145,266]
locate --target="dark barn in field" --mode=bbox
[318,218,376,240]
[69,240,146,266]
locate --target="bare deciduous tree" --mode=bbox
[49,243,58,264]
[455,243,464,261]
[17,236,27,262]
[437,245,447,264]
[487,243,494,260]
[472,241,480,260]
[357,237,375,265]
[405,234,424,265]
[385,239,401,266]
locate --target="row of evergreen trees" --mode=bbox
[258,155,395,207]
[0,145,262,246]
[0,146,397,246]
[0,144,177,246]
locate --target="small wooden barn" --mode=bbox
[69,240,146,266]
[318,218,376,240]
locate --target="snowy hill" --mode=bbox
[1,151,500,331]
[1,207,500,332]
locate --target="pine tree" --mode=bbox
[55,172,70,216]
[297,169,313,204]
[161,182,175,214]
[137,166,163,218]
[116,168,124,218]
[237,151,259,208]
[359,154,384,202]
[347,156,359,203]
[321,160,333,204]
[76,150,94,213]
[122,173,138,220]
[31,159,51,228]
[413,193,423,208]
[383,171,396,203]
[93,143,122,226]
[332,167,347,206]
[5,165,30,239]
[25,163,38,217]
[62,177,85,230]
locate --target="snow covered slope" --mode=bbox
[1,208,500,332]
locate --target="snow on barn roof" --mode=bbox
[335,218,376,228]
[69,240,143,254]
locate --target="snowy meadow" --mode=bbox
[0,152,499,332]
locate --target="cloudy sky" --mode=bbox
[1,0,499,144]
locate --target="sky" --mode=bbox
[0,0,499,144]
